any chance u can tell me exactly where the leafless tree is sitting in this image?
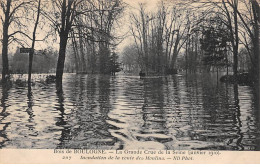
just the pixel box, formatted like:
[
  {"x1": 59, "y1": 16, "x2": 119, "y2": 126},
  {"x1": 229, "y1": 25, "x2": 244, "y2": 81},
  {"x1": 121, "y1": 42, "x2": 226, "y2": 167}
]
[{"x1": 0, "y1": 0, "x2": 32, "y2": 81}]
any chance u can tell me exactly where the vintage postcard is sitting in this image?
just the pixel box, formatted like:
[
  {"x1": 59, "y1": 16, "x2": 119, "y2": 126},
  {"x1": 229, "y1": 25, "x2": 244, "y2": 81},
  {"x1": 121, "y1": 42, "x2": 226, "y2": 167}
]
[{"x1": 0, "y1": 0, "x2": 259, "y2": 164}]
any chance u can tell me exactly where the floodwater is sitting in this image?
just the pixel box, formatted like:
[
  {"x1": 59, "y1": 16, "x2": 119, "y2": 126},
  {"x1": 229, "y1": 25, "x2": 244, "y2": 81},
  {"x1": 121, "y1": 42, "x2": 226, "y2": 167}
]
[{"x1": 0, "y1": 73, "x2": 259, "y2": 150}]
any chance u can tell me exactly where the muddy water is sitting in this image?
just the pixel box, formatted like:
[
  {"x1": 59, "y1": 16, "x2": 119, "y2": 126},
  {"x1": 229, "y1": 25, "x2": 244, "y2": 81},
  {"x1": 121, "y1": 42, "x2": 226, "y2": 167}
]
[{"x1": 0, "y1": 73, "x2": 259, "y2": 150}]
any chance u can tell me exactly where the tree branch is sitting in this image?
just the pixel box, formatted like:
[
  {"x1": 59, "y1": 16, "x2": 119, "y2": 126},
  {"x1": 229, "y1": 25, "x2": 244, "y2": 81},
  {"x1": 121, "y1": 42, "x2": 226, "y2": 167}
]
[
  {"x1": 9, "y1": 1, "x2": 33, "y2": 19},
  {"x1": 8, "y1": 31, "x2": 44, "y2": 41}
]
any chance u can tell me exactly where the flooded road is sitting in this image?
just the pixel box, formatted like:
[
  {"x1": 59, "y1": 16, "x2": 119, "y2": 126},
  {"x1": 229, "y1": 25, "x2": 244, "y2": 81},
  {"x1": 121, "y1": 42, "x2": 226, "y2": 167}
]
[{"x1": 0, "y1": 73, "x2": 259, "y2": 150}]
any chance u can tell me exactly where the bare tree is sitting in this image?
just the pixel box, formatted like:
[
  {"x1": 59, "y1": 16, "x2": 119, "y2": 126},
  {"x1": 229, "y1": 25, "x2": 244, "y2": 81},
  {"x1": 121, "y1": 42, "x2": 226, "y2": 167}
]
[
  {"x1": 28, "y1": 0, "x2": 41, "y2": 90},
  {"x1": 41, "y1": 0, "x2": 93, "y2": 85},
  {"x1": 236, "y1": 0, "x2": 259, "y2": 81},
  {"x1": 128, "y1": 1, "x2": 192, "y2": 75},
  {"x1": 0, "y1": 0, "x2": 32, "y2": 81},
  {"x1": 130, "y1": 3, "x2": 154, "y2": 74}
]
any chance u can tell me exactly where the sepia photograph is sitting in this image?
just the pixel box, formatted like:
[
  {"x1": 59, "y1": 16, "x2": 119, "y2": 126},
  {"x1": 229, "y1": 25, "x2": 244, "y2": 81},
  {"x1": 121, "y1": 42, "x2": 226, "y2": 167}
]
[{"x1": 0, "y1": 0, "x2": 259, "y2": 161}]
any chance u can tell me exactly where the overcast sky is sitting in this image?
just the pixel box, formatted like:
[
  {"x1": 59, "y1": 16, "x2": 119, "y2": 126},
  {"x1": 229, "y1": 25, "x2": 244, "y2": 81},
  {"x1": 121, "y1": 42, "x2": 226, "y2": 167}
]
[{"x1": 3, "y1": 0, "x2": 162, "y2": 54}]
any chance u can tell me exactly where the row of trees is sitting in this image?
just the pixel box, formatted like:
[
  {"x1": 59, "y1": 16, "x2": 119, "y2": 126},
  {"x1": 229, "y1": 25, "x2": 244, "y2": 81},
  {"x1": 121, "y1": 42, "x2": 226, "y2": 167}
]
[
  {"x1": 202, "y1": 0, "x2": 259, "y2": 82},
  {"x1": 0, "y1": 0, "x2": 125, "y2": 86},
  {"x1": 121, "y1": 0, "x2": 259, "y2": 82},
  {"x1": 126, "y1": 2, "x2": 191, "y2": 75},
  {"x1": 1, "y1": 0, "x2": 259, "y2": 85},
  {"x1": 69, "y1": 0, "x2": 124, "y2": 75}
]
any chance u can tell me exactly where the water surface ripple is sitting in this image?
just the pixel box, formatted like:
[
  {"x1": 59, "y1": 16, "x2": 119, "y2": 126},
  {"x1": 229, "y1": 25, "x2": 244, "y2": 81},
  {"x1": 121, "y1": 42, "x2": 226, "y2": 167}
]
[{"x1": 0, "y1": 73, "x2": 259, "y2": 150}]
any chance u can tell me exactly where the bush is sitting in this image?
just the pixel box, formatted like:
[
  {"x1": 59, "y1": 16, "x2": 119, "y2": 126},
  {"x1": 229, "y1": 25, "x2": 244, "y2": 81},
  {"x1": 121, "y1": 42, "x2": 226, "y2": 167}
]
[
  {"x1": 220, "y1": 72, "x2": 253, "y2": 85},
  {"x1": 46, "y1": 75, "x2": 56, "y2": 83}
]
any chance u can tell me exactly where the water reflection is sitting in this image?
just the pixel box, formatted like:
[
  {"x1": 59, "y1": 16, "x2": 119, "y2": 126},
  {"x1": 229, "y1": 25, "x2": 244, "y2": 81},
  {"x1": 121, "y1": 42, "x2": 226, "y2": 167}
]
[
  {"x1": 0, "y1": 84, "x2": 11, "y2": 147},
  {"x1": 252, "y1": 84, "x2": 260, "y2": 150},
  {"x1": 25, "y1": 88, "x2": 37, "y2": 143},
  {"x1": 0, "y1": 73, "x2": 259, "y2": 150}
]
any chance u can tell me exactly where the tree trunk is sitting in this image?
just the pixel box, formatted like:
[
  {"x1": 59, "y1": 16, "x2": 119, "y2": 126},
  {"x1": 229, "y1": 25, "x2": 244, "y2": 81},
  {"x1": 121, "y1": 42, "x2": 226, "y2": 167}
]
[
  {"x1": 141, "y1": 8, "x2": 148, "y2": 74},
  {"x1": 170, "y1": 35, "x2": 180, "y2": 71},
  {"x1": 78, "y1": 28, "x2": 87, "y2": 72},
  {"x1": 194, "y1": 33, "x2": 198, "y2": 73},
  {"x1": 251, "y1": 0, "x2": 260, "y2": 117},
  {"x1": 99, "y1": 42, "x2": 108, "y2": 74},
  {"x1": 2, "y1": 26, "x2": 9, "y2": 81},
  {"x1": 1, "y1": 0, "x2": 11, "y2": 81},
  {"x1": 56, "y1": 0, "x2": 72, "y2": 86},
  {"x1": 222, "y1": 0, "x2": 238, "y2": 77},
  {"x1": 56, "y1": 33, "x2": 68, "y2": 86},
  {"x1": 185, "y1": 36, "x2": 188, "y2": 74},
  {"x1": 28, "y1": 0, "x2": 41, "y2": 89},
  {"x1": 91, "y1": 41, "x2": 96, "y2": 74},
  {"x1": 252, "y1": 0, "x2": 259, "y2": 83},
  {"x1": 233, "y1": 0, "x2": 239, "y2": 77},
  {"x1": 72, "y1": 32, "x2": 79, "y2": 73}
]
